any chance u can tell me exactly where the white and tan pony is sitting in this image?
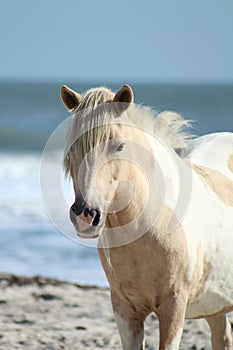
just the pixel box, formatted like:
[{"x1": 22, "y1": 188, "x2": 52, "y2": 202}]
[{"x1": 61, "y1": 84, "x2": 233, "y2": 350}]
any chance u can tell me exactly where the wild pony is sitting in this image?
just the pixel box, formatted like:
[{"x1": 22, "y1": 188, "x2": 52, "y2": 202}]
[{"x1": 61, "y1": 84, "x2": 233, "y2": 350}]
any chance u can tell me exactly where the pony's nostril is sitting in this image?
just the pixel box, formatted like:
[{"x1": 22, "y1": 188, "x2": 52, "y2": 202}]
[
  {"x1": 70, "y1": 199, "x2": 86, "y2": 216},
  {"x1": 93, "y1": 209, "x2": 101, "y2": 227},
  {"x1": 84, "y1": 207, "x2": 89, "y2": 217}
]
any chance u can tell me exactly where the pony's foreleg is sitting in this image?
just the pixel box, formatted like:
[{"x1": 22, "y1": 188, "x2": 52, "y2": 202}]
[
  {"x1": 111, "y1": 292, "x2": 146, "y2": 350},
  {"x1": 114, "y1": 312, "x2": 145, "y2": 350},
  {"x1": 206, "y1": 314, "x2": 232, "y2": 350},
  {"x1": 156, "y1": 292, "x2": 188, "y2": 350}
]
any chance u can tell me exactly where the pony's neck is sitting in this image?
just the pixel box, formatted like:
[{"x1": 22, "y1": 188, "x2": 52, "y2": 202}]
[
  {"x1": 106, "y1": 134, "x2": 191, "y2": 237},
  {"x1": 148, "y1": 135, "x2": 192, "y2": 234},
  {"x1": 148, "y1": 132, "x2": 190, "y2": 199}
]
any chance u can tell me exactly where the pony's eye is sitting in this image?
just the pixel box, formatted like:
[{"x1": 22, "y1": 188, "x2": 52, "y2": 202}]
[{"x1": 116, "y1": 143, "x2": 125, "y2": 152}]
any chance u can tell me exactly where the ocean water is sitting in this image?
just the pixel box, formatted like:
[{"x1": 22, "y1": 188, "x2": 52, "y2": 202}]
[{"x1": 0, "y1": 81, "x2": 232, "y2": 286}]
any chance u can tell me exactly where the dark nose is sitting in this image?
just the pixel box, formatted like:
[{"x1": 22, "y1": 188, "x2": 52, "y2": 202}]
[
  {"x1": 70, "y1": 201, "x2": 85, "y2": 216},
  {"x1": 70, "y1": 194, "x2": 86, "y2": 216},
  {"x1": 70, "y1": 197, "x2": 101, "y2": 231}
]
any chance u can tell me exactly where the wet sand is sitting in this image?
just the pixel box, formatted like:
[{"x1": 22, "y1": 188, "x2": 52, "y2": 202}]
[{"x1": 0, "y1": 274, "x2": 232, "y2": 349}]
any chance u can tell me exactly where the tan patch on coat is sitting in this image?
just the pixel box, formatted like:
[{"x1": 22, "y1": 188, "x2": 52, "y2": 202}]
[
  {"x1": 193, "y1": 164, "x2": 233, "y2": 206},
  {"x1": 228, "y1": 155, "x2": 233, "y2": 174}
]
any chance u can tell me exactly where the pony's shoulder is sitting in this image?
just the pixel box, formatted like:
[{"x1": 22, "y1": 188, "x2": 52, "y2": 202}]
[{"x1": 185, "y1": 132, "x2": 233, "y2": 178}]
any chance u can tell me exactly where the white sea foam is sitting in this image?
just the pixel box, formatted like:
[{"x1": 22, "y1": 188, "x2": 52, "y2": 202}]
[
  {"x1": 0, "y1": 151, "x2": 107, "y2": 286},
  {"x1": 0, "y1": 152, "x2": 48, "y2": 228}
]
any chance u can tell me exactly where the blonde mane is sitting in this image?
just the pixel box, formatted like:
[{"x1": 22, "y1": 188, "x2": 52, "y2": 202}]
[{"x1": 64, "y1": 86, "x2": 194, "y2": 175}]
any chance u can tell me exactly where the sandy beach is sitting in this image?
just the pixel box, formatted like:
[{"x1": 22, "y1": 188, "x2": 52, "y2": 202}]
[{"x1": 0, "y1": 274, "x2": 232, "y2": 349}]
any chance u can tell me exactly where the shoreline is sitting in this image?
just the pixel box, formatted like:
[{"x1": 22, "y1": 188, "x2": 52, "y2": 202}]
[
  {"x1": 0, "y1": 273, "x2": 232, "y2": 349},
  {"x1": 0, "y1": 273, "x2": 104, "y2": 290}
]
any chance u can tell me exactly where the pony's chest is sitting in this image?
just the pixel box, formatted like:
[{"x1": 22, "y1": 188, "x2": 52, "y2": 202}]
[
  {"x1": 99, "y1": 253, "x2": 158, "y2": 308},
  {"x1": 112, "y1": 272, "x2": 159, "y2": 313},
  {"x1": 98, "y1": 231, "x2": 190, "y2": 309},
  {"x1": 99, "y1": 253, "x2": 176, "y2": 313}
]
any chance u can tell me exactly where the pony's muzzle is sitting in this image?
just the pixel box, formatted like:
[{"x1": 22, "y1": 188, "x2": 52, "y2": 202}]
[{"x1": 70, "y1": 201, "x2": 101, "y2": 237}]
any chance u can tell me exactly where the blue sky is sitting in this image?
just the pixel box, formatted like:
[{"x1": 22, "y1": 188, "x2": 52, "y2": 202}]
[{"x1": 0, "y1": 0, "x2": 233, "y2": 82}]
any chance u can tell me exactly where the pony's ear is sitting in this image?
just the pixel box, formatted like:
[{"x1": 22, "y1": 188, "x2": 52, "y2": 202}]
[
  {"x1": 113, "y1": 84, "x2": 134, "y2": 104},
  {"x1": 113, "y1": 84, "x2": 134, "y2": 113},
  {"x1": 60, "y1": 85, "x2": 82, "y2": 110}
]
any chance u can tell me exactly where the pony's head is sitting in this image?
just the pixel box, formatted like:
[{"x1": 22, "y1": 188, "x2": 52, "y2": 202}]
[
  {"x1": 61, "y1": 84, "x2": 193, "y2": 243},
  {"x1": 61, "y1": 84, "x2": 143, "y2": 239}
]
